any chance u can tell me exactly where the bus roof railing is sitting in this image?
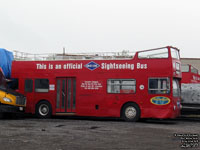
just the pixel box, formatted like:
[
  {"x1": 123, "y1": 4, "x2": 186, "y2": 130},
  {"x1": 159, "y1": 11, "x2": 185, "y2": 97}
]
[
  {"x1": 13, "y1": 46, "x2": 178, "y2": 61},
  {"x1": 13, "y1": 50, "x2": 136, "y2": 61}
]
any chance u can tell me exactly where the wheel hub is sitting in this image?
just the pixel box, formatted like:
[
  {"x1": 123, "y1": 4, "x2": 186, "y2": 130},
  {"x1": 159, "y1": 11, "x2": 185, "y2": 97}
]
[
  {"x1": 39, "y1": 104, "x2": 49, "y2": 116},
  {"x1": 125, "y1": 106, "x2": 136, "y2": 119}
]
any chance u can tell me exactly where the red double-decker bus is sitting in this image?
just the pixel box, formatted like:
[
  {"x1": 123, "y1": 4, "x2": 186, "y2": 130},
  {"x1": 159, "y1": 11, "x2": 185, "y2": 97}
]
[
  {"x1": 181, "y1": 64, "x2": 200, "y2": 111},
  {"x1": 11, "y1": 46, "x2": 181, "y2": 121},
  {"x1": 181, "y1": 64, "x2": 200, "y2": 83}
]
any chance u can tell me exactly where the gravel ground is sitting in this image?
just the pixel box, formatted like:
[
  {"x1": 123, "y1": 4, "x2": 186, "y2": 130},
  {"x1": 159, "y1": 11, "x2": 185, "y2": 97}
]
[{"x1": 0, "y1": 116, "x2": 199, "y2": 150}]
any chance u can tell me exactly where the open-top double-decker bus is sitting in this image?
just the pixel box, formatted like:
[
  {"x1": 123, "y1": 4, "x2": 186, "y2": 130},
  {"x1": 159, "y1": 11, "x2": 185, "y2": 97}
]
[{"x1": 11, "y1": 46, "x2": 181, "y2": 121}]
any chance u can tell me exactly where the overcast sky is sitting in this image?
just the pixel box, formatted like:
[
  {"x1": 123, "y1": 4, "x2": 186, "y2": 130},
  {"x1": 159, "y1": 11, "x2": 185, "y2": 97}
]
[{"x1": 0, "y1": 0, "x2": 200, "y2": 58}]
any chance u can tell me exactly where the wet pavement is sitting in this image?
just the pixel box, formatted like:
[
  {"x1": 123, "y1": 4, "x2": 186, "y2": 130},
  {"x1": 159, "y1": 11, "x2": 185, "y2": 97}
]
[{"x1": 0, "y1": 116, "x2": 199, "y2": 150}]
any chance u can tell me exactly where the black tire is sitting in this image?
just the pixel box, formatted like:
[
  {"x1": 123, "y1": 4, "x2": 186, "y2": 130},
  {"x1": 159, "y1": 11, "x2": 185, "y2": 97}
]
[
  {"x1": 121, "y1": 103, "x2": 140, "y2": 122},
  {"x1": 36, "y1": 101, "x2": 52, "y2": 119}
]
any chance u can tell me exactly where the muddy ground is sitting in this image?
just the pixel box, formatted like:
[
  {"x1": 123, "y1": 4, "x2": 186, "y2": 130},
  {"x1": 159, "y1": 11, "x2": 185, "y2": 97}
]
[{"x1": 0, "y1": 116, "x2": 199, "y2": 150}]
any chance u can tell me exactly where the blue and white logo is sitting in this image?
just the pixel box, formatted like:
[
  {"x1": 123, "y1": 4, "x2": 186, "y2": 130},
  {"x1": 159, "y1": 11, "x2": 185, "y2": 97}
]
[{"x1": 84, "y1": 61, "x2": 100, "y2": 71}]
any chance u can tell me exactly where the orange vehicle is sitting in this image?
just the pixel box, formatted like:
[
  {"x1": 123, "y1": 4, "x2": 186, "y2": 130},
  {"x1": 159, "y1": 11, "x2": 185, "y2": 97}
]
[{"x1": 0, "y1": 67, "x2": 26, "y2": 114}]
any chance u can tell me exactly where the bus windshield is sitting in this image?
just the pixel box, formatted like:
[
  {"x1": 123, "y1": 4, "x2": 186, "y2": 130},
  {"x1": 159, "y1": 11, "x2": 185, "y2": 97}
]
[{"x1": 171, "y1": 48, "x2": 180, "y2": 60}]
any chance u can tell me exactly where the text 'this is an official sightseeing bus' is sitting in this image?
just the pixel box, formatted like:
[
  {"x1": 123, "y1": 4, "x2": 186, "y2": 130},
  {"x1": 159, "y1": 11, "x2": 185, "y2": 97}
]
[{"x1": 11, "y1": 46, "x2": 181, "y2": 121}]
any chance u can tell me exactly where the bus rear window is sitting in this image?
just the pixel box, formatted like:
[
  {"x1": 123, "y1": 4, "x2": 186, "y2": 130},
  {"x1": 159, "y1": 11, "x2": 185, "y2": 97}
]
[
  {"x1": 148, "y1": 78, "x2": 170, "y2": 94},
  {"x1": 35, "y1": 79, "x2": 49, "y2": 92}
]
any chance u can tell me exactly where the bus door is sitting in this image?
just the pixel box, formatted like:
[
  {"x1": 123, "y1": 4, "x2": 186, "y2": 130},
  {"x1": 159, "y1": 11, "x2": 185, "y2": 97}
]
[{"x1": 56, "y1": 78, "x2": 76, "y2": 113}]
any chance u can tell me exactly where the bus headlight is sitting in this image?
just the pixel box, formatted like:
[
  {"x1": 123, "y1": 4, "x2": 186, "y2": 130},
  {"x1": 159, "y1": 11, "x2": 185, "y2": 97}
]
[{"x1": 3, "y1": 97, "x2": 12, "y2": 103}]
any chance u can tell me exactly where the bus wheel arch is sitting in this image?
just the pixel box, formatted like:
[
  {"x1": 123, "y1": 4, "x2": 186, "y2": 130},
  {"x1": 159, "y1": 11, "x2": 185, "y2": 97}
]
[
  {"x1": 35, "y1": 100, "x2": 52, "y2": 119},
  {"x1": 121, "y1": 102, "x2": 141, "y2": 122}
]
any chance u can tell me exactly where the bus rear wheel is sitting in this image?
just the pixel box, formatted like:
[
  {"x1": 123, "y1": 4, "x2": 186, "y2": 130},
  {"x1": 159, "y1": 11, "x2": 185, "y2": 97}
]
[
  {"x1": 36, "y1": 101, "x2": 52, "y2": 119},
  {"x1": 121, "y1": 103, "x2": 140, "y2": 122}
]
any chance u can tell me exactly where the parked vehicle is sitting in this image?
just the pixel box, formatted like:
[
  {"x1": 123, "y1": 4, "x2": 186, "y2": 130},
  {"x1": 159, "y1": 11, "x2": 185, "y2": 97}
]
[
  {"x1": 0, "y1": 67, "x2": 26, "y2": 115},
  {"x1": 11, "y1": 46, "x2": 181, "y2": 121},
  {"x1": 181, "y1": 64, "x2": 200, "y2": 112}
]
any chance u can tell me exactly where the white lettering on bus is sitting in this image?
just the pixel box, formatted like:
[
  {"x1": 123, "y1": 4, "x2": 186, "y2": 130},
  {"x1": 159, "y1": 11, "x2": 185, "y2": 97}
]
[
  {"x1": 137, "y1": 63, "x2": 147, "y2": 69},
  {"x1": 36, "y1": 63, "x2": 147, "y2": 71},
  {"x1": 36, "y1": 63, "x2": 83, "y2": 70},
  {"x1": 36, "y1": 64, "x2": 47, "y2": 69},
  {"x1": 81, "y1": 81, "x2": 103, "y2": 90},
  {"x1": 48, "y1": 64, "x2": 53, "y2": 69},
  {"x1": 63, "y1": 63, "x2": 83, "y2": 69},
  {"x1": 101, "y1": 63, "x2": 134, "y2": 70},
  {"x1": 55, "y1": 64, "x2": 62, "y2": 69}
]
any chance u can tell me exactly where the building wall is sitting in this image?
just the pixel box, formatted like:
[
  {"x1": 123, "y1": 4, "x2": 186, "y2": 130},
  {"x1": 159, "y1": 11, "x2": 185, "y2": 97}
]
[{"x1": 181, "y1": 58, "x2": 200, "y2": 71}]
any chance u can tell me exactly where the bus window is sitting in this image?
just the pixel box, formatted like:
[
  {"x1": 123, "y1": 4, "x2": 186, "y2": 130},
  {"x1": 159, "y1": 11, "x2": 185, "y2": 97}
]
[
  {"x1": 149, "y1": 78, "x2": 170, "y2": 94},
  {"x1": 138, "y1": 48, "x2": 168, "y2": 59},
  {"x1": 191, "y1": 66, "x2": 198, "y2": 74},
  {"x1": 181, "y1": 64, "x2": 189, "y2": 72},
  {"x1": 35, "y1": 79, "x2": 49, "y2": 92},
  {"x1": 171, "y1": 48, "x2": 180, "y2": 60},
  {"x1": 9, "y1": 78, "x2": 19, "y2": 90},
  {"x1": 107, "y1": 79, "x2": 136, "y2": 94},
  {"x1": 25, "y1": 79, "x2": 33, "y2": 92},
  {"x1": 173, "y1": 79, "x2": 180, "y2": 97}
]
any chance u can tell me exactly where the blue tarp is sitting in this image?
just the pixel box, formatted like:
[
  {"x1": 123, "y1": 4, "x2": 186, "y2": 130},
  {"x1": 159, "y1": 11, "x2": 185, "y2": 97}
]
[{"x1": 0, "y1": 48, "x2": 14, "y2": 78}]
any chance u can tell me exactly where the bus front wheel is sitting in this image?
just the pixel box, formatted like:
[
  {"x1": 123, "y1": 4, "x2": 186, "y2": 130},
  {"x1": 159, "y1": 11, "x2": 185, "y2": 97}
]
[
  {"x1": 36, "y1": 101, "x2": 52, "y2": 119},
  {"x1": 121, "y1": 103, "x2": 140, "y2": 122}
]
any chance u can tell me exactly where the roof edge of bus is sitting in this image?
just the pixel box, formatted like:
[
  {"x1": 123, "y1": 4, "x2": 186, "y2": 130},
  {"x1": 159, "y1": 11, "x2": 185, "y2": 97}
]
[{"x1": 137, "y1": 46, "x2": 179, "y2": 53}]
